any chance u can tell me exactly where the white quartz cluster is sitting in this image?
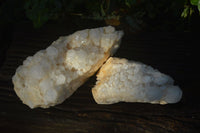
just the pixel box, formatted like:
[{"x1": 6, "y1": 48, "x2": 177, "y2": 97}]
[
  {"x1": 12, "y1": 26, "x2": 123, "y2": 108},
  {"x1": 92, "y1": 57, "x2": 182, "y2": 105}
]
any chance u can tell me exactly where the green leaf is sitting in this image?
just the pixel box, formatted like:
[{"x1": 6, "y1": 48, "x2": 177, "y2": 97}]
[
  {"x1": 100, "y1": 4, "x2": 106, "y2": 17},
  {"x1": 24, "y1": 0, "x2": 62, "y2": 28},
  {"x1": 191, "y1": 0, "x2": 199, "y2": 5},
  {"x1": 191, "y1": 0, "x2": 200, "y2": 12},
  {"x1": 198, "y1": 0, "x2": 200, "y2": 11},
  {"x1": 125, "y1": 0, "x2": 131, "y2": 8},
  {"x1": 125, "y1": 0, "x2": 136, "y2": 8},
  {"x1": 190, "y1": 7, "x2": 194, "y2": 16},
  {"x1": 181, "y1": 6, "x2": 189, "y2": 18}
]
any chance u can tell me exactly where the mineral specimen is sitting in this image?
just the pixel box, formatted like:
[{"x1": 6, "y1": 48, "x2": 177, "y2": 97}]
[
  {"x1": 12, "y1": 26, "x2": 123, "y2": 108},
  {"x1": 92, "y1": 57, "x2": 182, "y2": 104}
]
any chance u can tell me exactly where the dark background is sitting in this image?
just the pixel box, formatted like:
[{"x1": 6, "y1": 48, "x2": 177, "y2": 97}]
[{"x1": 0, "y1": 0, "x2": 200, "y2": 132}]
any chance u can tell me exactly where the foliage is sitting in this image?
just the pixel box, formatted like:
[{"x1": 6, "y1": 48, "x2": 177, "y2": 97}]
[
  {"x1": 191, "y1": 0, "x2": 200, "y2": 11},
  {"x1": 24, "y1": 0, "x2": 62, "y2": 28},
  {"x1": 22, "y1": 0, "x2": 186, "y2": 28},
  {"x1": 181, "y1": 0, "x2": 200, "y2": 18},
  {"x1": 0, "y1": 0, "x2": 199, "y2": 30}
]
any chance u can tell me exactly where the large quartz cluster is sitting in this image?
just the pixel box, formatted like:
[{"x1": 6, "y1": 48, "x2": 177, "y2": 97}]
[{"x1": 12, "y1": 26, "x2": 123, "y2": 108}]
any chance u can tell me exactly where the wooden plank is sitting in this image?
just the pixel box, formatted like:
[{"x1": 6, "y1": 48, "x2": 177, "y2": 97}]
[{"x1": 0, "y1": 21, "x2": 199, "y2": 133}]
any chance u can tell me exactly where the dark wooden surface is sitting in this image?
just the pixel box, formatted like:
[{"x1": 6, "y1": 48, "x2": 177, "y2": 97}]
[{"x1": 0, "y1": 21, "x2": 199, "y2": 133}]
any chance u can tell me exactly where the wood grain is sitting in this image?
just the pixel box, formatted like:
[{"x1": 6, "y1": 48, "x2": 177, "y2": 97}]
[{"x1": 0, "y1": 21, "x2": 199, "y2": 133}]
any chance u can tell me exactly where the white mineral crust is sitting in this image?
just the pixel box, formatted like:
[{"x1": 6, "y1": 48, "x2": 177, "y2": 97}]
[
  {"x1": 92, "y1": 57, "x2": 182, "y2": 104},
  {"x1": 12, "y1": 26, "x2": 123, "y2": 108}
]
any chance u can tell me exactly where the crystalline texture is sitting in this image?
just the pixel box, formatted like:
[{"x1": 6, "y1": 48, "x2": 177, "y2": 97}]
[
  {"x1": 12, "y1": 26, "x2": 124, "y2": 108},
  {"x1": 92, "y1": 57, "x2": 182, "y2": 105}
]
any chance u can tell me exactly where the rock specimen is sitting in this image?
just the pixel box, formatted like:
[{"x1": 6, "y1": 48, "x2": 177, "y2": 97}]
[
  {"x1": 12, "y1": 26, "x2": 124, "y2": 108},
  {"x1": 92, "y1": 57, "x2": 182, "y2": 104}
]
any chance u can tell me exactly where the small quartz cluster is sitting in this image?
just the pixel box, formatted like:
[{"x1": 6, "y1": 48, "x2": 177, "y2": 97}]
[
  {"x1": 92, "y1": 57, "x2": 182, "y2": 104},
  {"x1": 12, "y1": 26, "x2": 123, "y2": 108}
]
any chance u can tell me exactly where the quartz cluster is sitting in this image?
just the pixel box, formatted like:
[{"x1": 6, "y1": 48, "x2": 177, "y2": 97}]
[
  {"x1": 12, "y1": 26, "x2": 123, "y2": 108},
  {"x1": 92, "y1": 57, "x2": 182, "y2": 104}
]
